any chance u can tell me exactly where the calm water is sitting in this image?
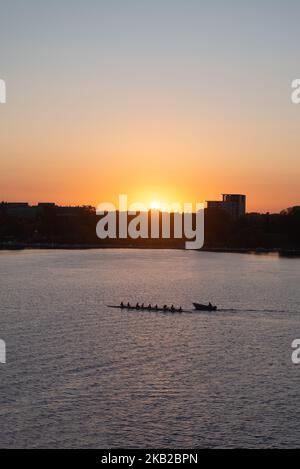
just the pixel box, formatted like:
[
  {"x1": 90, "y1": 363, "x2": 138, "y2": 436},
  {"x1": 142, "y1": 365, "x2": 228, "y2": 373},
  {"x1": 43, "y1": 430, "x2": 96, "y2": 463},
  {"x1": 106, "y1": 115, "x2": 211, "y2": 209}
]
[{"x1": 0, "y1": 249, "x2": 300, "y2": 448}]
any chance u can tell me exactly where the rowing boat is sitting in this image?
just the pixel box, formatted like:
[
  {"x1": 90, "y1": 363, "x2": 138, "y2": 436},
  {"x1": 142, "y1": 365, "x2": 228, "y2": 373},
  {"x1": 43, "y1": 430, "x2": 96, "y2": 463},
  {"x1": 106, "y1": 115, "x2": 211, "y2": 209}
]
[
  {"x1": 107, "y1": 303, "x2": 218, "y2": 313},
  {"x1": 106, "y1": 305, "x2": 184, "y2": 313},
  {"x1": 193, "y1": 302, "x2": 217, "y2": 311}
]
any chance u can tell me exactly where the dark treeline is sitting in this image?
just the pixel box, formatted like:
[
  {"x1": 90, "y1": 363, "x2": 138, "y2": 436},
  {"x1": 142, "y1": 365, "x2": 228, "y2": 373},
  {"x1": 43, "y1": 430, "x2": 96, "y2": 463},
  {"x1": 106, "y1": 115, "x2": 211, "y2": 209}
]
[
  {"x1": 1, "y1": 203, "x2": 300, "y2": 251},
  {"x1": 205, "y1": 207, "x2": 300, "y2": 250}
]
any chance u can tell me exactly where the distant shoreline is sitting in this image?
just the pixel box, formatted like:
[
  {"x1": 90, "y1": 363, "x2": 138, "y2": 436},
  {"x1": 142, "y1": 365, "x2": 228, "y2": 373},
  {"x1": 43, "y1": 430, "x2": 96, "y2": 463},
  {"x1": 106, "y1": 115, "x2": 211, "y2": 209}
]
[{"x1": 1, "y1": 242, "x2": 300, "y2": 257}]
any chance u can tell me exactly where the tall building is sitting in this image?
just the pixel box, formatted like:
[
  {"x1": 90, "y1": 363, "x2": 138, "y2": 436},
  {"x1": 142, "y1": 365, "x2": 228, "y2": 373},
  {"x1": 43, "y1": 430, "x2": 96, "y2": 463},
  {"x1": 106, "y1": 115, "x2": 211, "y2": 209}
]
[{"x1": 207, "y1": 194, "x2": 246, "y2": 219}]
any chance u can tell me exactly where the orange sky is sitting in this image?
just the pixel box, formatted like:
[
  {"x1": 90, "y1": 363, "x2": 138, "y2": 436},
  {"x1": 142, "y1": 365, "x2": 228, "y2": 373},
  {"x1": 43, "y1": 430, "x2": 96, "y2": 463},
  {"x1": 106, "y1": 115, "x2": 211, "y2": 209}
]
[{"x1": 1, "y1": 97, "x2": 299, "y2": 213}]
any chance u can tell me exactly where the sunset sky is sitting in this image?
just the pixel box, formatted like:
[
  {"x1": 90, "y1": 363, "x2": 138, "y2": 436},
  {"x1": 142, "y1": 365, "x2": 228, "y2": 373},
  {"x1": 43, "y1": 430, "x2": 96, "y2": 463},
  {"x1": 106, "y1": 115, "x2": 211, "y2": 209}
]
[{"x1": 1, "y1": 0, "x2": 300, "y2": 212}]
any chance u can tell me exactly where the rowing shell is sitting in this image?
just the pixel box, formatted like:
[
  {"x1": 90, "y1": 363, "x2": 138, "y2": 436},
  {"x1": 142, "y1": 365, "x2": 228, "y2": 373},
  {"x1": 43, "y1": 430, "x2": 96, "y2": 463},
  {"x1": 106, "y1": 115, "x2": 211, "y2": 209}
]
[{"x1": 106, "y1": 305, "x2": 189, "y2": 313}]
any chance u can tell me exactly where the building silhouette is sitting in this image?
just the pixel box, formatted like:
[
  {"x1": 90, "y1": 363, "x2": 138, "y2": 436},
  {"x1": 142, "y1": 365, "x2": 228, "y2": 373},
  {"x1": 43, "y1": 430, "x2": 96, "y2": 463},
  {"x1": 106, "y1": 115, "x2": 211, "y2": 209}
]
[{"x1": 207, "y1": 194, "x2": 246, "y2": 219}]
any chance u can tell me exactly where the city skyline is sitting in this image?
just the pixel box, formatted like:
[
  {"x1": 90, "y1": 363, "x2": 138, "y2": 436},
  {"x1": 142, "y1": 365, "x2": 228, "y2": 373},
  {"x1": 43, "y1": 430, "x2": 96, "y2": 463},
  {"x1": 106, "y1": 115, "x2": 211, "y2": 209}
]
[{"x1": 2, "y1": 192, "x2": 299, "y2": 215}]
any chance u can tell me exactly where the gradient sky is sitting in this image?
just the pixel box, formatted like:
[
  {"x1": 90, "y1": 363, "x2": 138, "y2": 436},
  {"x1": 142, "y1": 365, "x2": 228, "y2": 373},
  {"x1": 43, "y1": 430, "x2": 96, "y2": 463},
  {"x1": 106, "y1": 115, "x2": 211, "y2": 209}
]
[{"x1": 1, "y1": 0, "x2": 300, "y2": 212}]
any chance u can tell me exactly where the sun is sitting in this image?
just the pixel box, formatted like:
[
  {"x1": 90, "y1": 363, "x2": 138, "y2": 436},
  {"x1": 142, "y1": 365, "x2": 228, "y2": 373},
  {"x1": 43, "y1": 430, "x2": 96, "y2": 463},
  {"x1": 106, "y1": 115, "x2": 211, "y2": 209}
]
[{"x1": 149, "y1": 200, "x2": 161, "y2": 210}]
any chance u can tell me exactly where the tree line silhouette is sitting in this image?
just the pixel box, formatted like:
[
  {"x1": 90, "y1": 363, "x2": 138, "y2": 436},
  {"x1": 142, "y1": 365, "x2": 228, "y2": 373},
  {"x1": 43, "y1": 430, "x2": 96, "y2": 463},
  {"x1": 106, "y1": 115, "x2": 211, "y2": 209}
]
[{"x1": 1, "y1": 203, "x2": 300, "y2": 252}]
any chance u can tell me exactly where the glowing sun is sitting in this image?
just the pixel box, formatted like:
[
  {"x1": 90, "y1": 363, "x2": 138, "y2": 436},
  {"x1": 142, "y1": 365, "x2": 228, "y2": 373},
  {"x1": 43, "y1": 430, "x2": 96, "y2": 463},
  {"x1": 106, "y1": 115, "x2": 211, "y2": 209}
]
[{"x1": 149, "y1": 200, "x2": 161, "y2": 210}]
